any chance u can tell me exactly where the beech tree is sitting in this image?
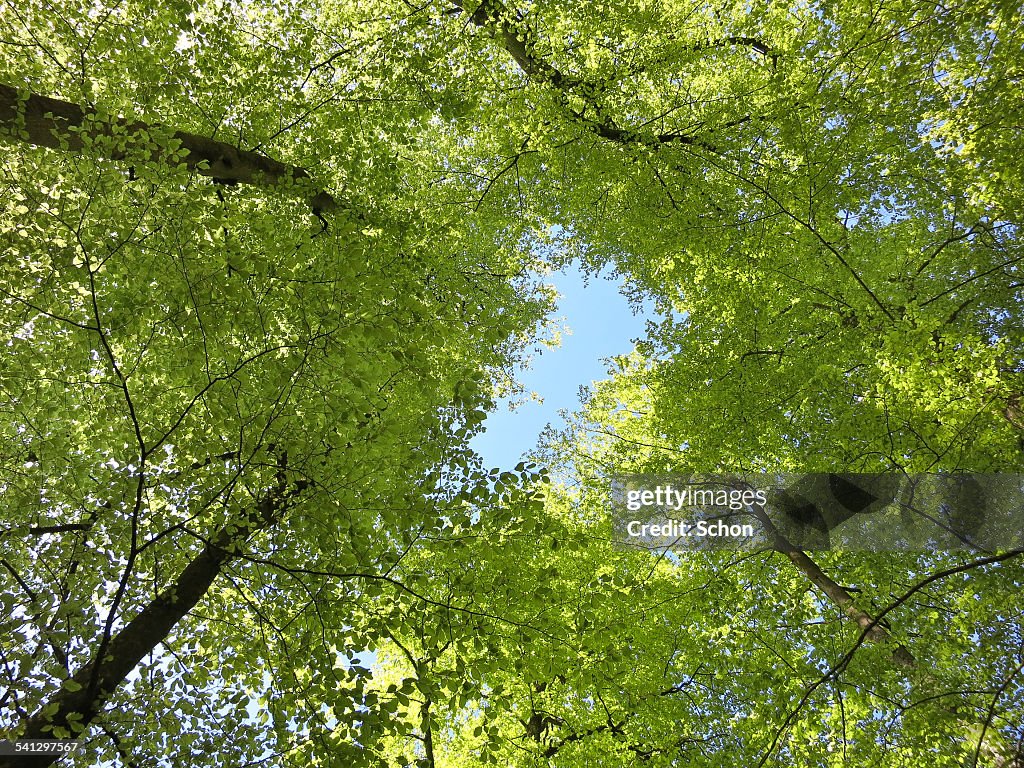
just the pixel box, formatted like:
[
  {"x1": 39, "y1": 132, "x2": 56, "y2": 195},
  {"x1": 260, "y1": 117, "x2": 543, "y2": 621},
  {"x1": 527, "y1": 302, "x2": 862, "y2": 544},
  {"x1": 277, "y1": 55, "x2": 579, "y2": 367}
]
[
  {"x1": 0, "y1": 1, "x2": 556, "y2": 764},
  {"x1": 2, "y1": 0, "x2": 1023, "y2": 766},
  {"x1": 477, "y1": 0, "x2": 1024, "y2": 764}
]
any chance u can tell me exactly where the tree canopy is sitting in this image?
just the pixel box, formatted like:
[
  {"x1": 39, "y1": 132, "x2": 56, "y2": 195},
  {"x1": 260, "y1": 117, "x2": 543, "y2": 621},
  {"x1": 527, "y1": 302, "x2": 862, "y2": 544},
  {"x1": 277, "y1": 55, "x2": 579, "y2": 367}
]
[{"x1": 1, "y1": 0, "x2": 1022, "y2": 766}]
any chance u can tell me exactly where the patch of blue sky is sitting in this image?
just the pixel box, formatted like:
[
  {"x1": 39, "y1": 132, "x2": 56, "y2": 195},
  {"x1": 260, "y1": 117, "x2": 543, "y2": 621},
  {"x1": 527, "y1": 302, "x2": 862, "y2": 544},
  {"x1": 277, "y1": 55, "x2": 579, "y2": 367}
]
[{"x1": 471, "y1": 262, "x2": 652, "y2": 471}]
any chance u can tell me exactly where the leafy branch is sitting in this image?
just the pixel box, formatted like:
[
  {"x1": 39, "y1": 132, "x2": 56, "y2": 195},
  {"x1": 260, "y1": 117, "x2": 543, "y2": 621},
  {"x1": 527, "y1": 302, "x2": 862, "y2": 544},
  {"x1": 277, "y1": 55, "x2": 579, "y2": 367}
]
[{"x1": 0, "y1": 82, "x2": 340, "y2": 214}]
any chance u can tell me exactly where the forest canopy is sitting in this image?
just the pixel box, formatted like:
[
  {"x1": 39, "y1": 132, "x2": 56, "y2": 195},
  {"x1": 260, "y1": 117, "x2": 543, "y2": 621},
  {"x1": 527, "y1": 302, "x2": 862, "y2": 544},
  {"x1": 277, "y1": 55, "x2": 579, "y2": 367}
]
[{"x1": 1, "y1": 0, "x2": 1022, "y2": 766}]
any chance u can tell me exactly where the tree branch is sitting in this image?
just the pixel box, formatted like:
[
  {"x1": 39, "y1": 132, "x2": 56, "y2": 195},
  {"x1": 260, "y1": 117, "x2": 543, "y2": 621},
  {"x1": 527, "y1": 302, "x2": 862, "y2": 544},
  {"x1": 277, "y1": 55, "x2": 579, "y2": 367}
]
[
  {"x1": 0, "y1": 83, "x2": 339, "y2": 214},
  {"x1": 450, "y1": 0, "x2": 733, "y2": 150},
  {"x1": 757, "y1": 548, "x2": 1024, "y2": 767}
]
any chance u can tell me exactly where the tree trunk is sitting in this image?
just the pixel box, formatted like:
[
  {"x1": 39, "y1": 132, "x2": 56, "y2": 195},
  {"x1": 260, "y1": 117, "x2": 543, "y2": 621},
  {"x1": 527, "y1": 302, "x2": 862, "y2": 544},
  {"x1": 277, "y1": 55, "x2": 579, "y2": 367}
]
[
  {"x1": 0, "y1": 489, "x2": 298, "y2": 768},
  {"x1": 750, "y1": 505, "x2": 917, "y2": 668}
]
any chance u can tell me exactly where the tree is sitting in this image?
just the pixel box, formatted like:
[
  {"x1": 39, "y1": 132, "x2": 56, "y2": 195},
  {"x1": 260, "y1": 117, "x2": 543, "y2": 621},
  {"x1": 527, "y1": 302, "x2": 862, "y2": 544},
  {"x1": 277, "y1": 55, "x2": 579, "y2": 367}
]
[
  {"x1": 412, "y1": 0, "x2": 1024, "y2": 763},
  {"x1": 0, "y1": 1, "x2": 553, "y2": 763},
  {"x1": 479, "y1": 0, "x2": 1024, "y2": 763},
  {"x1": 3, "y1": 0, "x2": 1023, "y2": 766}
]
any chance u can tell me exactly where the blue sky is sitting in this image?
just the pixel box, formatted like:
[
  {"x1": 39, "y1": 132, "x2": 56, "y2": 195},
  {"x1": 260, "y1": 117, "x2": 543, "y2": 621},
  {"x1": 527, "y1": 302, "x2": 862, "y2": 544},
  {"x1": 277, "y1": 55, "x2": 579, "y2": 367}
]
[{"x1": 470, "y1": 265, "x2": 651, "y2": 470}]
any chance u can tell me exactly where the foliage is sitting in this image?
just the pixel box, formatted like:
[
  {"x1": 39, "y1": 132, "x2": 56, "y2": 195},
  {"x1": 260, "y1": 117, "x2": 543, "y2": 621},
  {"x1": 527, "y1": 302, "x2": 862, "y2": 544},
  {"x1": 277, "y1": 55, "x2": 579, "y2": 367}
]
[{"x1": 1, "y1": 0, "x2": 1023, "y2": 766}]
